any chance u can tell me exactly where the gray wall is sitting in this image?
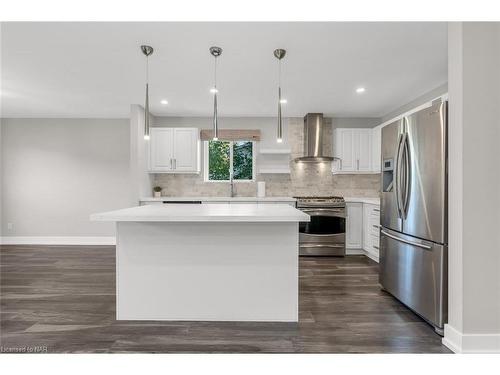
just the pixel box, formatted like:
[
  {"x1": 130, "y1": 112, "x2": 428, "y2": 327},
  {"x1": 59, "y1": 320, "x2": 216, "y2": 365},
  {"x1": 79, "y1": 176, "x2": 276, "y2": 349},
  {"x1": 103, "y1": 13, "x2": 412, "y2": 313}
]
[
  {"x1": 447, "y1": 22, "x2": 500, "y2": 341},
  {"x1": 332, "y1": 117, "x2": 380, "y2": 129},
  {"x1": 0, "y1": 119, "x2": 3, "y2": 236},
  {"x1": 381, "y1": 83, "x2": 448, "y2": 123},
  {"x1": 1, "y1": 119, "x2": 131, "y2": 237}
]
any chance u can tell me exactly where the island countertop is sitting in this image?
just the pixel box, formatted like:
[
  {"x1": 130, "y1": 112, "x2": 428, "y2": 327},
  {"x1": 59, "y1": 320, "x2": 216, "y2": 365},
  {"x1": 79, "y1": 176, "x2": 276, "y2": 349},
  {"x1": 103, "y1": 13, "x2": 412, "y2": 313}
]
[
  {"x1": 139, "y1": 196, "x2": 296, "y2": 203},
  {"x1": 91, "y1": 203, "x2": 310, "y2": 223}
]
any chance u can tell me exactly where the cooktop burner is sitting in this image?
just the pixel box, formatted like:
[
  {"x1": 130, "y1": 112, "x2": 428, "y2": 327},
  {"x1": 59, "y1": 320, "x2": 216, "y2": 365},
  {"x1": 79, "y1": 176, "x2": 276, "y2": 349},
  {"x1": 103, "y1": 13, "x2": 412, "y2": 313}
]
[{"x1": 294, "y1": 196, "x2": 345, "y2": 203}]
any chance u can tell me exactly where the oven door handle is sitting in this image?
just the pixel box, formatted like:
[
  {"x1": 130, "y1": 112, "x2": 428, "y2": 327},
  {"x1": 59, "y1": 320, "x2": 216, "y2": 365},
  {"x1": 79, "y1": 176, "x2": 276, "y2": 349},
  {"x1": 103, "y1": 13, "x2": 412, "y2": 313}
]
[
  {"x1": 299, "y1": 243, "x2": 345, "y2": 248},
  {"x1": 300, "y1": 208, "x2": 346, "y2": 218}
]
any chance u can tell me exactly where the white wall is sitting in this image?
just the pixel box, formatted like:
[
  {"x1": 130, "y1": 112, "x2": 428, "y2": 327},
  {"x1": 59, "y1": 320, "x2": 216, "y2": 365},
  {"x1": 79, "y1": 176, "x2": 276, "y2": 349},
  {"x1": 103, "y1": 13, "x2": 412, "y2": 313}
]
[
  {"x1": 1, "y1": 118, "x2": 132, "y2": 239},
  {"x1": 444, "y1": 22, "x2": 500, "y2": 353}
]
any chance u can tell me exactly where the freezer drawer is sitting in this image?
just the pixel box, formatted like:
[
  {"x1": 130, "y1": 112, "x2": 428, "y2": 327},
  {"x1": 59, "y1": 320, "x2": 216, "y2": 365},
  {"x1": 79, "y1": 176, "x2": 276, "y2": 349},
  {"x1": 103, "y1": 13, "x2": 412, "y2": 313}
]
[{"x1": 379, "y1": 227, "x2": 447, "y2": 329}]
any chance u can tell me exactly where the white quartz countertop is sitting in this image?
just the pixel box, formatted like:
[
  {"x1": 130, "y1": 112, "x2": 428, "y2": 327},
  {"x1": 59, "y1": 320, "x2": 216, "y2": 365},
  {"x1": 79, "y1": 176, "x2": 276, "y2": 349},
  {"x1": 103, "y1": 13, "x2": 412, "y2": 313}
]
[
  {"x1": 344, "y1": 197, "x2": 380, "y2": 205},
  {"x1": 140, "y1": 196, "x2": 296, "y2": 202},
  {"x1": 91, "y1": 203, "x2": 310, "y2": 223}
]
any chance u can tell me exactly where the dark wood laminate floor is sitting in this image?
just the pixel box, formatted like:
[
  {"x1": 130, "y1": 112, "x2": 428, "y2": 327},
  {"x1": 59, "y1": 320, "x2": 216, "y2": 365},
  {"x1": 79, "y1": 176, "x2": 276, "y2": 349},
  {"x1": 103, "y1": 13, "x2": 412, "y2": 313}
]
[{"x1": 0, "y1": 245, "x2": 450, "y2": 353}]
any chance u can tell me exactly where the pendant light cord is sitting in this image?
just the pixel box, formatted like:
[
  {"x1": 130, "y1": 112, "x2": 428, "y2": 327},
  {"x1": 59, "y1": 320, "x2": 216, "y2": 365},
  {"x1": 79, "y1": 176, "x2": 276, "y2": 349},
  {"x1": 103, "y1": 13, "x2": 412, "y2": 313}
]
[
  {"x1": 278, "y1": 58, "x2": 281, "y2": 88},
  {"x1": 214, "y1": 55, "x2": 218, "y2": 89}
]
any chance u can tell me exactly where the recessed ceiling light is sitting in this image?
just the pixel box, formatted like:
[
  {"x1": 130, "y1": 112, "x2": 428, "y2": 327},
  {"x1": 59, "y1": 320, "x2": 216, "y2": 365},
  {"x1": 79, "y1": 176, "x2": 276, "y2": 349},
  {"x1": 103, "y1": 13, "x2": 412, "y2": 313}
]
[
  {"x1": 160, "y1": 99, "x2": 168, "y2": 105},
  {"x1": 356, "y1": 87, "x2": 366, "y2": 94},
  {"x1": 280, "y1": 99, "x2": 287, "y2": 104},
  {"x1": 210, "y1": 88, "x2": 218, "y2": 94}
]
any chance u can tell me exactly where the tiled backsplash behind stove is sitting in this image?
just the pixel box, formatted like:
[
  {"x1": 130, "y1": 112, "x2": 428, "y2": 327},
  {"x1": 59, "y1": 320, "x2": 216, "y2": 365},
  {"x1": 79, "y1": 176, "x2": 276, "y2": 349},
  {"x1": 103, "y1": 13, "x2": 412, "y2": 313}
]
[{"x1": 153, "y1": 117, "x2": 381, "y2": 198}]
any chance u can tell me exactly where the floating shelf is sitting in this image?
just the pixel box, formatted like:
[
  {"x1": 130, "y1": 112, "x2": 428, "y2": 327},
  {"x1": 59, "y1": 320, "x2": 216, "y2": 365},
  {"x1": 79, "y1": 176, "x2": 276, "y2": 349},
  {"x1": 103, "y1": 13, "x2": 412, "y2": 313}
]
[
  {"x1": 258, "y1": 168, "x2": 291, "y2": 174},
  {"x1": 259, "y1": 148, "x2": 292, "y2": 155}
]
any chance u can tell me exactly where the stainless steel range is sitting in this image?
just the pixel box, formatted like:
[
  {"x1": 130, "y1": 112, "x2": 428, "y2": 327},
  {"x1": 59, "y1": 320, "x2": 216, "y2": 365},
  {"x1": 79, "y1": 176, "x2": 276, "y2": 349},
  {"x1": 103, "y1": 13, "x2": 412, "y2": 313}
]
[{"x1": 294, "y1": 196, "x2": 346, "y2": 256}]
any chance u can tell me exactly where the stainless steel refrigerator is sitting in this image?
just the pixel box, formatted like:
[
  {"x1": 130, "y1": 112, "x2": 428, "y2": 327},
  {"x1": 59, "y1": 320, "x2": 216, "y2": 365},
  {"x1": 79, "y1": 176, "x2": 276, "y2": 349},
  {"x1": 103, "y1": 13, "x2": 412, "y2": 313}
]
[{"x1": 379, "y1": 99, "x2": 448, "y2": 335}]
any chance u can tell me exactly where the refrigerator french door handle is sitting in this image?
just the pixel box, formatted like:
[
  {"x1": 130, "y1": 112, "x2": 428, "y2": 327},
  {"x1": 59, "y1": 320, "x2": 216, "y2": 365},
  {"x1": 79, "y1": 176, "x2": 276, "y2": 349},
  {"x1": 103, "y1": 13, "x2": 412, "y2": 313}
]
[
  {"x1": 380, "y1": 229, "x2": 432, "y2": 250},
  {"x1": 395, "y1": 132, "x2": 405, "y2": 218},
  {"x1": 402, "y1": 133, "x2": 411, "y2": 218}
]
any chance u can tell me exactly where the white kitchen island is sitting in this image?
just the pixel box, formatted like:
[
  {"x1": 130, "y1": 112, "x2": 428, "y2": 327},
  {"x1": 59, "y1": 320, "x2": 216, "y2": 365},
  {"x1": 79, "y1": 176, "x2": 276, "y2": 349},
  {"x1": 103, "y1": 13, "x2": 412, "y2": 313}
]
[{"x1": 91, "y1": 204, "x2": 309, "y2": 322}]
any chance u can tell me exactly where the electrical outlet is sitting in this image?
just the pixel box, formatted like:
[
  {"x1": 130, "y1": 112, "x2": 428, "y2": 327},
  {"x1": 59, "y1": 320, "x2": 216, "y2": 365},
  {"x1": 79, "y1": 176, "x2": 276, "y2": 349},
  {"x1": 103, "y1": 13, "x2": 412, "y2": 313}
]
[{"x1": 7, "y1": 223, "x2": 13, "y2": 230}]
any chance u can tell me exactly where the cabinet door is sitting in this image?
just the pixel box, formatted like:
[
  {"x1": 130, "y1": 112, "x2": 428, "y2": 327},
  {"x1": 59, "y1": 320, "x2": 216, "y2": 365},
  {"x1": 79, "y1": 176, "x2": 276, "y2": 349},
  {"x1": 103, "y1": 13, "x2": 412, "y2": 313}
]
[
  {"x1": 346, "y1": 202, "x2": 363, "y2": 249},
  {"x1": 338, "y1": 129, "x2": 355, "y2": 171},
  {"x1": 173, "y1": 128, "x2": 199, "y2": 172},
  {"x1": 150, "y1": 128, "x2": 174, "y2": 171},
  {"x1": 354, "y1": 129, "x2": 372, "y2": 171},
  {"x1": 362, "y1": 204, "x2": 372, "y2": 250},
  {"x1": 371, "y1": 125, "x2": 382, "y2": 173}
]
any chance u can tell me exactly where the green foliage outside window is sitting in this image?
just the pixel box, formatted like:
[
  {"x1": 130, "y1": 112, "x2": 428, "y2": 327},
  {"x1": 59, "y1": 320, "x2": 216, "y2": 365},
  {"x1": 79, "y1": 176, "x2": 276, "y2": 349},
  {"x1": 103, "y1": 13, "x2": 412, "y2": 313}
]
[
  {"x1": 207, "y1": 140, "x2": 253, "y2": 181},
  {"x1": 233, "y1": 141, "x2": 253, "y2": 180},
  {"x1": 208, "y1": 140, "x2": 230, "y2": 180}
]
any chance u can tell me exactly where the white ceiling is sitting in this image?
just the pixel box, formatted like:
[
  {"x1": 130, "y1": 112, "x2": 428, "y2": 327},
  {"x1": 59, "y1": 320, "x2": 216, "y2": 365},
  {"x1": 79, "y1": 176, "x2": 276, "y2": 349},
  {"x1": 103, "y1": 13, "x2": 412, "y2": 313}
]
[{"x1": 1, "y1": 22, "x2": 447, "y2": 118}]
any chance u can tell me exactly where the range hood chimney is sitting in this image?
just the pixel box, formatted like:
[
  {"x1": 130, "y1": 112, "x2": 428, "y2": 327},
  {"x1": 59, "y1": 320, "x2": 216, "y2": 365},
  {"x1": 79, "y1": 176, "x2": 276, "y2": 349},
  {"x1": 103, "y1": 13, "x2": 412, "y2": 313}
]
[{"x1": 295, "y1": 113, "x2": 335, "y2": 163}]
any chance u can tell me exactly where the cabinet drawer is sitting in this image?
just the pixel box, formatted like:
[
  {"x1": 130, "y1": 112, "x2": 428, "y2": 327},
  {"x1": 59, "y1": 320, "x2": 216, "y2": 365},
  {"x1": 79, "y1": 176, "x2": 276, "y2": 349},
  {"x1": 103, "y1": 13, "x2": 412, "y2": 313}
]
[
  {"x1": 367, "y1": 234, "x2": 380, "y2": 260},
  {"x1": 369, "y1": 217, "x2": 380, "y2": 236},
  {"x1": 370, "y1": 233, "x2": 380, "y2": 251}
]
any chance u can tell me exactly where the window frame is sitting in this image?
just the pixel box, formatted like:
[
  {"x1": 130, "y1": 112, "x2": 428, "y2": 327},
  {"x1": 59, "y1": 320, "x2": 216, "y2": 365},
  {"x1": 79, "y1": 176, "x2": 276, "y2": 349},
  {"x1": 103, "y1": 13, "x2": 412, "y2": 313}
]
[{"x1": 203, "y1": 140, "x2": 256, "y2": 183}]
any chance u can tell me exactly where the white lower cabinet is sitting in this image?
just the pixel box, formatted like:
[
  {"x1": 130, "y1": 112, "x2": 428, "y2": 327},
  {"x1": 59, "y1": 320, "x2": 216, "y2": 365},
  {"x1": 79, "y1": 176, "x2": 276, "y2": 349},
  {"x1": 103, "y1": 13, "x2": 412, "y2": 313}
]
[
  {"x1": 346, "y1": 202, "x2": 363, "y2": 249},
  {"x1": 346, "y1": 201, "x2": 380, "y2": 262},
  {"x1": 362, "y1": 203, "x2": 380, "y2": 261}
]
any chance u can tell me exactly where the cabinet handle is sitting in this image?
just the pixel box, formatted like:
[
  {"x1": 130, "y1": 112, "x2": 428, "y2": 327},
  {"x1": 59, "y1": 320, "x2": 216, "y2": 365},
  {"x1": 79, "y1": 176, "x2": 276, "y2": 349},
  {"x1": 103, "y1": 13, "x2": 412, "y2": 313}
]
[
  {"x1": 373, "y1": 245, "x2": 379, "y2": 250},
  {"x1": 372, "y1": 224, "x2": 379, "y2": 228},
  {"x1": 339, "y1": 159, "x2": 343, "y2": 170},
  {"x1": 170, "y1": 158, "x2": 173, "y2": 169},
  {"x1": 357, "y1": 159, "x2": 360, "y2": 170}
]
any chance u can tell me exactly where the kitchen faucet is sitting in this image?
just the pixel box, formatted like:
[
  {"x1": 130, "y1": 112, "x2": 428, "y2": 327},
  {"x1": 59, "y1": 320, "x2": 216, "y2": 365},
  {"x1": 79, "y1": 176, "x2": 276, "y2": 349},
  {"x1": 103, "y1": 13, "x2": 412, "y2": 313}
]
[{"x1": 230, "y1": 173, "x2": 235, "y2": 197}]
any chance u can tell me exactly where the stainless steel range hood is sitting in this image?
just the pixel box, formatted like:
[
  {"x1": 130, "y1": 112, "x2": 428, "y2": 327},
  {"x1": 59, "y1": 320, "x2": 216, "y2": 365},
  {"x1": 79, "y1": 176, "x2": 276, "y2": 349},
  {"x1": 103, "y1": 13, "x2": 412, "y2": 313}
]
[{"x1": 295, "y1": 113, "x2": 335, "y2": 163}]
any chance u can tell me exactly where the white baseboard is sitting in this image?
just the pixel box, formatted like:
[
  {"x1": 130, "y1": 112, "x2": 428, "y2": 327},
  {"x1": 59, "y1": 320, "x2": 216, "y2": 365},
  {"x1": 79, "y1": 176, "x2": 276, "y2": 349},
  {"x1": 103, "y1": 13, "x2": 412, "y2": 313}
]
[
  {"x1": 364, "y1": 250, "x2": 379, "y2": 263},
  {"x1": 346, "y1": 248, "x2": 379, "y2": 263},
  {"x1": 346, "y1": 248, "x2": 365, "y2": 255},
  {"x1": 0, "y1": 236, "x2": 116, "y2": 246},
  {"x1": 443, "y1": 324, "x2": 500, "y2": 353}
]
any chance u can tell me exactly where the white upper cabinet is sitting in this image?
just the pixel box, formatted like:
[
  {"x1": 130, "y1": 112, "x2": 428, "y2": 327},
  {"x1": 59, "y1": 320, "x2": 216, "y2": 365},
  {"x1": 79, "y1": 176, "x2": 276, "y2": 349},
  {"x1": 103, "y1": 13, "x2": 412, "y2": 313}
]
[
  {"x1": 149, "y1": 127, "x2": 200, "y2": 173},
  {"x1": 335, "y1": 129, "x2": 355, "y2": 171},
  {"x1": 356, "y1": 129, "x2": 372, "y2": 171},
  {"x1": 150, "y1": 128, "x2": 175, "y2": 171},
  {"x1": 172, "y1": 128, "x2": 199, "y2": 172},
  {"x1": 333, "y1": 128, "x2": 372, "y2": 173}
]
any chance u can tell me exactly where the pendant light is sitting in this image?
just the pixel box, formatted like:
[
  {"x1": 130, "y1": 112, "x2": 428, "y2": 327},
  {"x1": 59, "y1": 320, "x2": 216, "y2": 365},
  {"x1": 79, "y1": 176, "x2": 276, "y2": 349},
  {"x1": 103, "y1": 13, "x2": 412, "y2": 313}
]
[
  {"x1": 274, "y1": 49, "x2": 286, "y2": 143},
  {"x1": 141, "y1": 45, "x2": 154, "y2": 140},
  {"x1": 209, "y1": 46, "x2": 222, "y2": 141}
]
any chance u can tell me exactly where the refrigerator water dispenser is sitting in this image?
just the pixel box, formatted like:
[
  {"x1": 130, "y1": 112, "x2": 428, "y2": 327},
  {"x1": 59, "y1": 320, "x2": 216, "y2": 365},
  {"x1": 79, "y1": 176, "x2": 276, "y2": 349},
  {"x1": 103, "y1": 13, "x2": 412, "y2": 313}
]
[{"x1": 382, "y1": 158, "x2": 394, "y2": 192}]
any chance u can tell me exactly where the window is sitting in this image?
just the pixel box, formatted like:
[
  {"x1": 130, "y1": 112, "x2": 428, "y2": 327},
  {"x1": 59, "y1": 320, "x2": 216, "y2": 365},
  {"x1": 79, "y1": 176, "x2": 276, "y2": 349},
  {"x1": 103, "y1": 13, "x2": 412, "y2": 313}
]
[{"x1": 205, "y1": 140, "x2": 254, "y2": 181}]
